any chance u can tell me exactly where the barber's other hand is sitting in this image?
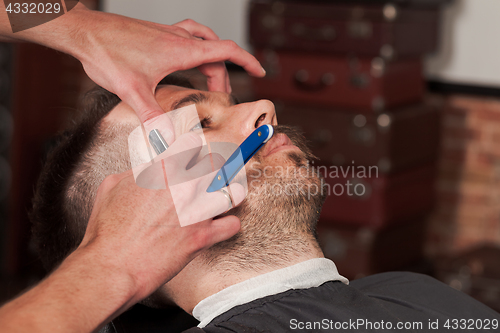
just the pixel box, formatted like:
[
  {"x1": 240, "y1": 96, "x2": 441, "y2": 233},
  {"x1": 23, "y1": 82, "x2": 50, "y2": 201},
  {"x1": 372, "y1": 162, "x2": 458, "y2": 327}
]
[
  {"x1": 1, "y1": 4, "x2": 265, "y2": 126},
  {"x1": 67, "y1": 7, "x2": 265, "y2": 125},
  {"x1": 135, "y1": 132, "x2": 246, "y2": 225},
  {"x1": 78, "y1": 134, "x2": 244, "y2": 301}
]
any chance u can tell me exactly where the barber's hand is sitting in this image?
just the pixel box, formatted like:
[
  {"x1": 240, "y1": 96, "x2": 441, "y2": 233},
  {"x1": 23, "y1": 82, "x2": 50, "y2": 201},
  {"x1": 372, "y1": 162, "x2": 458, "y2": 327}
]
[
  {"x1": 1, "y1": 4, "x2": 265, "y2": 125},
  {"x1": 69, "y1": 7, "x2": 265, "y2": 125},
  {"x1": 78, "y1": 132, "x2": 245, "y2": 301},
  {"x1": 0, "y1": 132, "x2": 245, "y2": 333},
  {"x1": 136, "y1": 131, "x2": 246, "y2": 225}
]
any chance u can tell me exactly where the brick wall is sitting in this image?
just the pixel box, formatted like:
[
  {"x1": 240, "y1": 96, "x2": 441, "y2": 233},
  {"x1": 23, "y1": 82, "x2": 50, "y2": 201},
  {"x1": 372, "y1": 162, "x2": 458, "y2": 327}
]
[{"x1": 426, "y1": 95, "x2": 500, "y2": 257}]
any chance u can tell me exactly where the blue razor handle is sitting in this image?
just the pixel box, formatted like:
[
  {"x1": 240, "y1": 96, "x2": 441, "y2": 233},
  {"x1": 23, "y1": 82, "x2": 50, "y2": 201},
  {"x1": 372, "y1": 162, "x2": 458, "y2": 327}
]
[{"x1": 207, "y1": 124, "x2": 274, "y2": 193}]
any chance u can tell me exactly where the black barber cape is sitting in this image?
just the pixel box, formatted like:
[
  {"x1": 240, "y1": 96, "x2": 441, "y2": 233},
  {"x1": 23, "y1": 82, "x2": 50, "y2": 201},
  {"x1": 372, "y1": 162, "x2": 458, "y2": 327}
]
[
  {"x1": 100, "y1": 304, "x2": 198, "y2": 333},
  {"x1": 184, "y1": 272, "x2": 500, "y2": 333}
]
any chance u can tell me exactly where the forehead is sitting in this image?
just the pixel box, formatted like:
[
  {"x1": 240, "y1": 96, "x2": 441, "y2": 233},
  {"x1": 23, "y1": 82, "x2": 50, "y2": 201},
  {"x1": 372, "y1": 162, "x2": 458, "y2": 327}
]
[{"x1": 104, "y1": 85, "x2": 227, "y2": 124}]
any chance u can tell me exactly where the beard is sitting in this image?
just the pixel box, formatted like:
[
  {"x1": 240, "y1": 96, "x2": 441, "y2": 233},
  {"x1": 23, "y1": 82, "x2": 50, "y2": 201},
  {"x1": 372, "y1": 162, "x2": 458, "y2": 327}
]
[{"x1": 201, "y1": 125, "x2": 327, "y2": 273}]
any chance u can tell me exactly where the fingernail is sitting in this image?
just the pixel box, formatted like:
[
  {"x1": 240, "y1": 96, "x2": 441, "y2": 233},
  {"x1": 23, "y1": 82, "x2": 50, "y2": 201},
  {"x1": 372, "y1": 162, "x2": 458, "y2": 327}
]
[{"x1": 261, "y1": 66, "x2": 266, "y2": 76}]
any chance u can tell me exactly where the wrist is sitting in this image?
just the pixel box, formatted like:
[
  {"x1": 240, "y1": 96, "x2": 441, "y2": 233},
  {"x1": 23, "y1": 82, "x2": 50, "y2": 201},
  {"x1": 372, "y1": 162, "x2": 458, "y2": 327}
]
[
  {"x1": 52, "y1": 3, "x2": 93, "y2": 59},
  {"x1": 75, "y1": 238, "x2": 167, "y2": 304},
  {"x1": 62, "y1": 242, "x2": 142, "y2": 309},
  {"x1": 6, "y1": 3, "x2": 92, "y2": 58},
  {"x1": 0, "y1": 242, "x2": 142, "y2": 332}
]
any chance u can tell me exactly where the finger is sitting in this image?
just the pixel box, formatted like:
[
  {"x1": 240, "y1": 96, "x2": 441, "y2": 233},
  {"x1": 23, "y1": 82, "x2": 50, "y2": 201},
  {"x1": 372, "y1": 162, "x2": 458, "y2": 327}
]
[
  {"x1": 199, "y1": 215, "x2": 241, "y2": 248},
  {"x1": 148, "y1": 20, "x2": 193, "y2": 39},
  {"x1": 205, "y1": 182, "x2": 246, "y2": 217},
  {"x1": 168, "y1": 25, "x2": 193, "y2": 39},
  {"x1": 123, "y1": 85, "x2": 165, "y2": 124},
  {"x1": 144, "y1": 113, "x2": 176, "y2": 148},
  {"x1": 193, "y1": 40, "x2": 266, "y2": 78},
  {"x1": 226, "y1": 72, "x2": 232, "y2": 94},
  {"x1": 122, "y1": 85, "x2": 177, "y2": 147},
  {"x1": 170, "y1": 172, "x2": 246, "y2": 226},
  {"x1": 198, "y1": 62, "x2": 229, "y2": 93},
  {"x1": 188, "y1": 153, "x2": 225, "y2": 179},
  {"x1": 173, "y1": 19, "x2": 220, "y2": 41},
  {"x1": 226, "y1": 182, "x2": 246, "y2": 207},
  {"x1": 184, "y1": 215, "x2": 240, "y2": 253}
]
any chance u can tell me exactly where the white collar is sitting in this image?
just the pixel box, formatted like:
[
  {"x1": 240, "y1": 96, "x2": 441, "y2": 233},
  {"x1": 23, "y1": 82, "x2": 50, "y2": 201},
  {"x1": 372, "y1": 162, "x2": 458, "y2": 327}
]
[{"x1": 192, "y1": 258, "x2": 349, "y2": 328}]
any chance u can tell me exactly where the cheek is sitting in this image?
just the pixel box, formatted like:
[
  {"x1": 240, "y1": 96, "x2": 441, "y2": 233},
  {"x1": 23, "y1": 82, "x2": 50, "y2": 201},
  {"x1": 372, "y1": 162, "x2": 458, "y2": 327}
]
[{"x1": 204, "y1": 130, "x2": 240, "y2": 147}]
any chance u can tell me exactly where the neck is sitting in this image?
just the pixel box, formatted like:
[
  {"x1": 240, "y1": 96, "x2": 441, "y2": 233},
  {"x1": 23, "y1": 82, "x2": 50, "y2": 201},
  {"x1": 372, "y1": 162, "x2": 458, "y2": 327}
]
[{"x1": 164, "y1": 241, "x2": 324, "y2": 314}]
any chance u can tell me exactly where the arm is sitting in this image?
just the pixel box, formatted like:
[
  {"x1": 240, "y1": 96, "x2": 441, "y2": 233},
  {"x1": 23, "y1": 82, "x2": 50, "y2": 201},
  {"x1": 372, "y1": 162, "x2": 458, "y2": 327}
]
[
  {"x1": 0, "y1": 133, "x2": 244, "y2": 332},
  {"x1": 0, "y1": 2, "x2": 265, "y2": 124},
  {"x1": 0, "y1": 245, "x2": 137, "y2": 333}
]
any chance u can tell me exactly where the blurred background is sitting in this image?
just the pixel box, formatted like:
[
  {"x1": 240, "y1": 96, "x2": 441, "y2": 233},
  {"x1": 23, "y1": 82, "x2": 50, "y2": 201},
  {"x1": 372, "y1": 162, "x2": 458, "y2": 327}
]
[{"x1": 0, "y1": 0, "x2": 499, "y2": 314}]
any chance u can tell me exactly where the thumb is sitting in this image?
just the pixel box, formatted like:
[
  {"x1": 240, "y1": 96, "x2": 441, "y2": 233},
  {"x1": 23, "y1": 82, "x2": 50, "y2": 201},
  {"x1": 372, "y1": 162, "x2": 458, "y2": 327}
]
[
  {"x1": 124, "y1": 86, "x2": 165, "y2": 124},
  {"x1": 124, "y1": 88, "x2": 175, "y2": 146},
  {"x1": 201, "y1": 215, "x2": 241, "y2": 249}
]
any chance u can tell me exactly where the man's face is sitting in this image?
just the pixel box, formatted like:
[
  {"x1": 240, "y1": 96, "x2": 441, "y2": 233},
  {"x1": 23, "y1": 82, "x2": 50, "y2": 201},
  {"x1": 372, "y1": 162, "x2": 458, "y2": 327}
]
[
  {"x1": 105, "y1": 82, "x2": 324, "y2": 241},
  {"x1": 106, "y1": 84, "x2": 314, "y2": 180},
  {"x1": 105, "y1": 84, "x2": 325, "y2": 307}
]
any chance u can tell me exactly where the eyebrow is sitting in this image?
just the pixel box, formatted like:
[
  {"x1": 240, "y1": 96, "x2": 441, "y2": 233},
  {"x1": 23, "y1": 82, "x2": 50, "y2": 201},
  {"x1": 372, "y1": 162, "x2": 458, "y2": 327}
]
[{"x1": 171, "y1": 92, "x2": 239, "y2": 111}]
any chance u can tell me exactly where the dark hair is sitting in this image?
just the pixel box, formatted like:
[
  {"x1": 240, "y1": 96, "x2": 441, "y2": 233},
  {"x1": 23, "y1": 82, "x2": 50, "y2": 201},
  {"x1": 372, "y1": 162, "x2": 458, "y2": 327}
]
[{"x1": 30, "y1": 75, "x2": 194, "y2": 273}]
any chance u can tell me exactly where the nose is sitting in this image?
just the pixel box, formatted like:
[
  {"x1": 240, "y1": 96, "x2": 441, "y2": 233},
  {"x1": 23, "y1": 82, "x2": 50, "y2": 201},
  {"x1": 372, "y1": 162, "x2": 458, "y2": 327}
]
[{"x1": 237, "y1": 99, "x2": 277, "y2": 136}]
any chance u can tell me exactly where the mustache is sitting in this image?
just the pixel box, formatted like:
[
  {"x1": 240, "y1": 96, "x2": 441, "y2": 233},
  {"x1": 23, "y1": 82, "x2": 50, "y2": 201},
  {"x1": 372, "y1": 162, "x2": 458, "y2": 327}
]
[{"x1": 254, "y1": 124, "x2": 316, "y2": 161}]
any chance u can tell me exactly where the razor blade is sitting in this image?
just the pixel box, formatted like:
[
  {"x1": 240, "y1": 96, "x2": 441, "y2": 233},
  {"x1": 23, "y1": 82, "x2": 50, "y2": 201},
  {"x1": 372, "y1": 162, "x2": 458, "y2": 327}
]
[{"x1": 149, "y1": 129, "x2": 169, "y2": 155}]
